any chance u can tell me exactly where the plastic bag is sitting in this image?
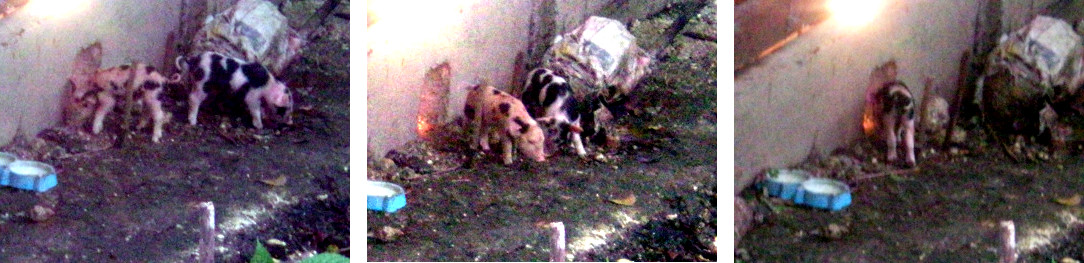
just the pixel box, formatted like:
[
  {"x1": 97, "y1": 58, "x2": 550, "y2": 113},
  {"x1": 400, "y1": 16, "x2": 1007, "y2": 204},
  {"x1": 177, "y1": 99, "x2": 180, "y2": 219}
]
[
  {"x1": 190, "y1": 0, "x2": 304, "y2": 75},
  {"x1": 543, "y1": 16, "x2": 653, "y2": 101}
]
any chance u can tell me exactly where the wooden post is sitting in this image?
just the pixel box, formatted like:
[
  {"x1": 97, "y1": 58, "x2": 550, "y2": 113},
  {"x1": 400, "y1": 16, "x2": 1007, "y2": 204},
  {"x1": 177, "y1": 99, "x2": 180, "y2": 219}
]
[
  {"x1": 199, "y1": 202, "x2": 215, "y2": 263},
  {"x1": 118, "y1": 61, "x2": 139, "y2": 147},
  {"x1": 549, "y1": 222, "x2": 566, "y2": 262},
  {"x1": 999, "y1": 221, "x2": 1017, "y2": 263}
]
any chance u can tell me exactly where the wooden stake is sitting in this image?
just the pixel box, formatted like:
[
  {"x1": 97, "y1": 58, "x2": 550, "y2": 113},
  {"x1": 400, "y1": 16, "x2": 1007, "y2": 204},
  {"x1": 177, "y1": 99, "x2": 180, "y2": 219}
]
[
  {"x1": 999, "y1": 220, "x2": 1017, "y2": 263},
  {"x1": 119, "y1": 61, "x2": 139, "y2": 148},
  {"x1": 199, "y1": 202, "x2": 215, "y2": 263},
  {"x1": 549, "y1": 222, "x2": 566, "y2": 262}
]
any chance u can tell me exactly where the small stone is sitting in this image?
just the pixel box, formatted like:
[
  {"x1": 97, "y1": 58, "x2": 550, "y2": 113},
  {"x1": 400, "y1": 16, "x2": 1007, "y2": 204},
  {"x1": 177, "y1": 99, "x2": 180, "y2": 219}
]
[
  {"x1": 316, "y1": 194, "x2": 329, "y2": 201},
  {"x1": 950, "y1": 129, "x2": 967, "y2": 144},
  {"x1": 376, "y1": 158, "x2": 396, "y2": 171},
  {"x1": 30, "y1": 205, "x2": 54, "y2": 222},
  {"x1": 266, "y1": 238, "x2": 287, "y2": 247}
]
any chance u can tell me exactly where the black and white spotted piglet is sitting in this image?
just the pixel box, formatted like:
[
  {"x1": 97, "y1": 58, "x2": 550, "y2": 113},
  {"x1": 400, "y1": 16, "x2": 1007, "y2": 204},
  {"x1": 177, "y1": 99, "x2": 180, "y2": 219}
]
[
  {"x1": 521, "y1": 68, "x2": 587, "y2": 157},
  {"x1": 175, "y1": 51, "x2": 294, "y2": 129},
  {"x1": 878, "y1": 80, "x2": 916, "y2": 167}
]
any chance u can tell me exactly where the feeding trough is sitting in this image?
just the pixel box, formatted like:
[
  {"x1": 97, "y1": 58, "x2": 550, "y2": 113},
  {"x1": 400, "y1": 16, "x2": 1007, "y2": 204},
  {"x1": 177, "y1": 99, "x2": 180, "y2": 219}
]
[
  {"x1": 793, "y1": 178, "x2": 852, "y2": 211},
  {"x1": 762, "y1": 169, "x2": 811, "y2": 200},
  {"x1": 0, "y1": 152, "x2": 16, "y2": 186},
  {"x1": 7, "y1": 160, "x2": 58, "y2": 192},
  {"x1": 367, "y1": 181, "x2": 406, "y2": 213}
]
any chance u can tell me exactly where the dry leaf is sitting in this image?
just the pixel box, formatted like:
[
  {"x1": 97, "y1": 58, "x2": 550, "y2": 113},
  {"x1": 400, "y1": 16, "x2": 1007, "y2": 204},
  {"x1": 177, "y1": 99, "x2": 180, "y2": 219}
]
[
  {"x1": 1055, "y1": 194, "x2": 1082, "y2": 206},
  {"x1": 609, "y1": 194, "x2": 636, "y2": 206},
  {"x1": 259, "y1": 175, "x2": 287, "y2": 186}
]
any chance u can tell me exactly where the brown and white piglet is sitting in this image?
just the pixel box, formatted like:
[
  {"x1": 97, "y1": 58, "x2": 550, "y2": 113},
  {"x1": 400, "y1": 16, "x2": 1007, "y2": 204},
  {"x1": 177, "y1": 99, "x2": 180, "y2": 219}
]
[
  {"x1": 464, "y1": 84, "x2": 547, "y2": 165},
  {"x1": 871, "y1": 61, "x2": 916, "y2": 167},
  {"x1": 67, "y1": 63, "x2": 175, "y2": 143}
]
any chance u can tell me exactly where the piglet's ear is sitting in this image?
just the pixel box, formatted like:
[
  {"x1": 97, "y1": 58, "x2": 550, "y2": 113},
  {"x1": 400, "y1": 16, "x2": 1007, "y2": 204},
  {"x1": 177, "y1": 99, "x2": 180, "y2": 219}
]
[
  {"x1": 536, "y1": 117, "x2": 554, "y2": 127},
  {"x1": 569, "y1": 124, "x2": 584, "y2": 133}
]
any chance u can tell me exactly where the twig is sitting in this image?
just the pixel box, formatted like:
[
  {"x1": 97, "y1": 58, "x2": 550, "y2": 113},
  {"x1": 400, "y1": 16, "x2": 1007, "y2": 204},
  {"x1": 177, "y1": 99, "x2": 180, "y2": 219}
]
[
  {"x1": 198, "y1": 202, "x2": 215, "y2": 263},
  {"x1": 119, "y1": 61, "x2": 140, "y2": 148},
  {"x1": 853, "y1": 168, "x2": 919, "y2": 181},
  {"x1": 549, "y1": 222, "x2": 566, "y2": 262},
  {"x1": 1000, "y1": 221, "x2": 1017, "y2": 263},
  {"x1": 216, "y1": 129, "x2": 239, "y2": 145},
  {"x1": 943, "y1": 51, "x2": 972, "y2": 150},
  {"x1": 681, "y1": 31, "x2": 716, "y2": 42},
  {"x1": 57, "y1": 145, "x2": 114, "y2": 160}
]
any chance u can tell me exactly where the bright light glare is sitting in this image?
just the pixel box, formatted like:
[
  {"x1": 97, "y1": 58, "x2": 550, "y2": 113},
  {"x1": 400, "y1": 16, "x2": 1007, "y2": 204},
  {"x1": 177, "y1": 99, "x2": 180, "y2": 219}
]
[
  {"x1": 827, "y1": 0, "x2": 884, "y2": 27},
  {"x1": 368, "y1": 0, "x2": 469, "y2": 31},
  {"x1": 367, "y1": 0, "x2": 473, "y2": 51},
  {"x1": 24, "y1": 0, "x2": 90, "y2": 18}
]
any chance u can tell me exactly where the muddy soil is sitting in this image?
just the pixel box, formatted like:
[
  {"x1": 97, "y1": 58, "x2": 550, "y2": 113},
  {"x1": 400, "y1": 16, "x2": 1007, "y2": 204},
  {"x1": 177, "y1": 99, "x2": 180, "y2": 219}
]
[
  {"x1": 0, "y1": 6, "x2": 349, "y2": 263},
  {"x1": 737, "y1": 128, "x2": 1084, "y2": 262},
  {"x1": 366, "y1": 3, "x2": 717, "y2": 261}
]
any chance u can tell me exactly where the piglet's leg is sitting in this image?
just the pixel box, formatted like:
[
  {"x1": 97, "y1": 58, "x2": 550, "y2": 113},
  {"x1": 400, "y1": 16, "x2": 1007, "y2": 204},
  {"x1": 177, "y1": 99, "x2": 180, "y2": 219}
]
[
  {"x1": 501, "y1": 134, "x2": 514, "y2": 165},
  {"x1": 144, "y1": 90, "x2": 166, "y2": 143},
  {"x1": 571, "y1": 132, "x2": 586, "y2": 157},
  {"x1": 91, "y1": 94, "x2": 116, "y2": 135},
  {"x1": 883, "y1": 114, "x2": 898, "y2": 163},
  {"x1": 903, "y1": 118, "x2": 916, "y2": 167},
  {"x1": 479, "y1": 128, "x2": 492, "y2": 151},
  {"x1": 245, "y1": 91, "x2": 264, "y2": 129},
  {"x1": 187, "y1": 86, "x2": 207, "y2": 126}
]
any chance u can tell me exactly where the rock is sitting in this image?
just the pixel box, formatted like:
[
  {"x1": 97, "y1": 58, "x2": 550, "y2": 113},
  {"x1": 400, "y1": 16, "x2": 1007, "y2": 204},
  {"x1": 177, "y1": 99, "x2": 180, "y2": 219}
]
[
  {"x1": 370, "y1": 226, "x2": 403, "y2": 242},
  {"x1": 922, "y1": 96, "x2": 950, "y2": 133},
  {"x1": 950, "y1": 129, "x2": 967, "y2": 144},
  {"x1": 375, "y1": 158, "x2": 396, "y2": 171},
  {"x1": 266, "y1": 238, "x2": 287, "y2": 247},
  {"x1": 386, "y1": 150, "x2": 434, "y2": 174},
  {"x1": 735, "y1": 198, "x2": 754, "y2": 243},
  {"x1": 30, "y1": 205, "x2": 54, "y2": 222}
]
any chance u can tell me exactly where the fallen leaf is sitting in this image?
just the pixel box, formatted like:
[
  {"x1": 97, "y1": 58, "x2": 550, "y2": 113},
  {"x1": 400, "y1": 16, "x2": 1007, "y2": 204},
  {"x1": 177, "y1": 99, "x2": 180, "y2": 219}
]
[
  {"x1": 259, "y1": 175, "x2": 287, "y2": 186},
  {"x1": 377, "y1": 226, "x2": 403, "y2": 241},
  {"x1": 266, "y1": 238, "x2": 287, "y2": 247},
  {"x1": 1055, "y1": 194, "x2": 1082, "y2": 206},
  {"x1": 610, "y1": 194, "x2": 636, "y2": 206}
]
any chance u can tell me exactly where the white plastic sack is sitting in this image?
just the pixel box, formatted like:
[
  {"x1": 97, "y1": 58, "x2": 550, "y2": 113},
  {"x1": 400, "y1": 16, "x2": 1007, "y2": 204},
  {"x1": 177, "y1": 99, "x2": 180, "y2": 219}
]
[
  {"x1": 997, "y1": 15, "x2": 1082, "y2": 87},
  {"x1": 192, "y1": 0, "x2": 304, "y2": 75},
  {"x1": 544, "y1": 16, "x2": 652, "y2": 98}
]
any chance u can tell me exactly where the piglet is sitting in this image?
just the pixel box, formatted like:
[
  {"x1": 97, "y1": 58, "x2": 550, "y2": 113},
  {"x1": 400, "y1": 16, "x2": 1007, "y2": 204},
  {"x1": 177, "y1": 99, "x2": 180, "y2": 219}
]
[
  {"x1": 67, "y1": 63, "x2": 175, "y2": 143},
  {"x1": 872, "y1": 61, "x2": 916, "y2": 167},
  {"x1": 175, "y1": 51, "x2": 294, "y2": 130},
  {"x1": 464, "y1": 84, "x2": 547, "y2": 165},
  {"x1": 521, "y1": 68, "x2": 586, "y2": 157}
]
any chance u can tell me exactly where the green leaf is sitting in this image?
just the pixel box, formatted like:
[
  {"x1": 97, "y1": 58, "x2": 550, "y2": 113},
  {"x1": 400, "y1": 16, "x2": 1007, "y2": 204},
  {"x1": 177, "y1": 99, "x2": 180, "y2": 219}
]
[
  {"x1": 300, "y1": 252, "x2": 350, "y2": 263},
  {"x1": 250, "y1": 240, "x2": 274, "y2": 263}
]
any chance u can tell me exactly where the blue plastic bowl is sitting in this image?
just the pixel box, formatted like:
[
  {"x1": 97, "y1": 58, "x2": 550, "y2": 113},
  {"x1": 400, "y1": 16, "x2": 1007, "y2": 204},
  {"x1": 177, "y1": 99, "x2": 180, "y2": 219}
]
[
  {"x1": 793, "y1": 178, "x2": 852, "y2": 211},
  {"x1": 7, "y1": 160, "x2": 57, "y2": 192},
  {"x1": 763, "y1": 169, "x2": 811, "y2": 201},
  {"x1": 0, "y1": 152, "x2": 16, "y2": 186},
  {"x1": 367, "y1": 181, "x2": 406, "y2": 213}
]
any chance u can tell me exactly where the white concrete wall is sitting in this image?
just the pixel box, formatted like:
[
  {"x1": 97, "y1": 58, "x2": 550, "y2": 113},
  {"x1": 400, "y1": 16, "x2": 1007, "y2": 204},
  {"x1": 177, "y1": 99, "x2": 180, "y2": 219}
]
[
  {"x1": 366, "y1": 0, "x2": 609, "y2": 155},
  {"x1": 735, "y1": 0, "x2": 980, "y2": 189},
  {"x1": 0, "y1": 0, "x2": 181, "y2": 144}
]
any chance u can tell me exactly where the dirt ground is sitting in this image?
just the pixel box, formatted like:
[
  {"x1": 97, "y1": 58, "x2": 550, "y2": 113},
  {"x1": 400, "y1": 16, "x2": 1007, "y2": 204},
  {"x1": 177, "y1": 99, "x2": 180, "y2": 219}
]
[
  {"x1": 0, "y1": 5, "x2": 349, "y2": 263},
  {"x1": 366, "y1": 2, "x2": 718, "y2": 261},
  {"x1": 737, "y1": 126, "x2": 1084, "y2": 262}
]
